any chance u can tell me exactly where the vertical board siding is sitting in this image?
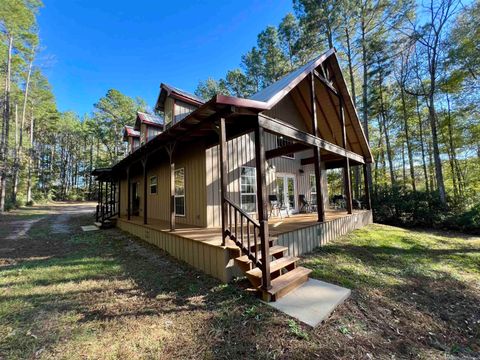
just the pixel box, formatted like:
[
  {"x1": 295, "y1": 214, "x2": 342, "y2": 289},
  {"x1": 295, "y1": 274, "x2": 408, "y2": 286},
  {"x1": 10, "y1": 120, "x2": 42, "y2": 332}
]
[
  {"x1": 206, "y1": 131, "x2": 329, "y2": 227},
  {"x1": 118, "y1": 142, "x2": 207, "y2": 227},
  {"x1": 276, "y1": 210, "x2": 373, "y2": 257}
]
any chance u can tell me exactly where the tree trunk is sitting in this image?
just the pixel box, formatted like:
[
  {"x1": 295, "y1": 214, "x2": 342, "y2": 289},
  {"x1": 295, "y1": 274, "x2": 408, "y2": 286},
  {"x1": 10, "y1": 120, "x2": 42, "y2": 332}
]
[
  {"x1": 12, "y1": 104, "x2": 19, "y2": 204},
  {"x1": 26, "y1": 115, "x2": 34, "y2": 203},
  {"x1": 427, "y1": 94, "x2": 446, "y2": 204},
  {"x1": 400, "y1": 88, "x2": 416, "y2": 191},
  {"x1": 0, "y1": 35, "x2": 13, "y2": 212},
  {"x1": 416, "y1": 97, "x2": 429, "y2": 192},
  {"x1": 378, "y1": 76, "x2": 396, "y2": 185},
  {"x1": 360, "y1": 17, "x2": 373, "y2": 197}
]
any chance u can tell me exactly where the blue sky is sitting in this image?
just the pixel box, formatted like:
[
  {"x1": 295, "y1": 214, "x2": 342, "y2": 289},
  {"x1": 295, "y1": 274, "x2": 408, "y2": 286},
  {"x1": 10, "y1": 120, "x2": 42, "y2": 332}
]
[{"x1": 37, "y1": 0, "x2": 294, "y2": 116}]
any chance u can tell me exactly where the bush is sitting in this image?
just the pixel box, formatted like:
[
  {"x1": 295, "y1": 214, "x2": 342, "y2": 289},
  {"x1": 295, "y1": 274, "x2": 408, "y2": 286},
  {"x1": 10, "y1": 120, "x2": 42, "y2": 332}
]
[{"x1": 372, "y1": 186, "x2": 480, "y2": 234}]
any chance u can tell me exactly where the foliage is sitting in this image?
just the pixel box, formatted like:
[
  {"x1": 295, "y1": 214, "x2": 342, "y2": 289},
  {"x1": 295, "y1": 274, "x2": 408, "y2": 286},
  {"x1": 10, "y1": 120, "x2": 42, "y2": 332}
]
[{"x1": 372, "y1": 185, "x2": 480, "y2": 234}]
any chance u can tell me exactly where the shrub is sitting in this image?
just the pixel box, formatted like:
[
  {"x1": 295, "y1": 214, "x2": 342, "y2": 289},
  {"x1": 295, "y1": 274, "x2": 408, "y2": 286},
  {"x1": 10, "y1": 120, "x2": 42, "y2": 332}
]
[{"x1": 372, "y1": 186, "x2": 480, "y2": 234}]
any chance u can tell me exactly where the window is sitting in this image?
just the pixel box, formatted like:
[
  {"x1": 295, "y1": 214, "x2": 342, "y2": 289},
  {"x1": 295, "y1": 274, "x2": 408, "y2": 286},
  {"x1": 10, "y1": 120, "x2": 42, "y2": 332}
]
[
  {"x1": 276, "y1": 136, "x2": 295, "y2": 159},
  {"x1": 310, "y1": 174, "x2": 317, "y2": 198},
  {"x1": 132, "y1": 138, "x2": 140, "y2": 152},
  {"x1": 174, "y1": 168, "x2": 185, "y2": 216},
  {"x1": 240, "y1": 167, "x2": 256, "y2": 212},
  {"x1": 147, "y1": 127, "x2": 160, "y2": 141},
  {"x1": 150, "y1": 176, "x2": 157, "y2": 194}
]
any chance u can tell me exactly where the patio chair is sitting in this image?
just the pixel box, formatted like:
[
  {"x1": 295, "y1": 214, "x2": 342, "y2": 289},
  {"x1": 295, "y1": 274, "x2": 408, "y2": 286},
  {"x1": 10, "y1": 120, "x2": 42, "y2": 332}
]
[
  {"x1": 299, "y1": 194, "x2": 310, "y2": 213},
  {"x1": 269, "y1": 194, "x2": 283, "y2": 219}
]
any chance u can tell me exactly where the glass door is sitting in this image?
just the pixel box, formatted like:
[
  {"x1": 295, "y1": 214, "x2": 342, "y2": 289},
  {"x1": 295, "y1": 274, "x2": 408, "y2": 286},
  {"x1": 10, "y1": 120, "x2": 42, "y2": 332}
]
[{"x1": 276, "y1": 174, "x2": 297, "y2": 213}]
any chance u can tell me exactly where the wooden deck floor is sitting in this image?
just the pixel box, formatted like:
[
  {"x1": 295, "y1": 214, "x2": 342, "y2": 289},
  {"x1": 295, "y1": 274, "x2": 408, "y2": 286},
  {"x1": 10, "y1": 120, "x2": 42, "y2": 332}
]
[{"x1": 119, "y1": 210, "x2": 365, "y2": 247}]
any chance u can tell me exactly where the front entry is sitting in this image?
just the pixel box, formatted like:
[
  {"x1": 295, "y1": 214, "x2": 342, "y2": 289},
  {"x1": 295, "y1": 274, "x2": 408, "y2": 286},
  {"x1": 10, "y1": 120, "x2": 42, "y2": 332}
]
[{"x1": 276, "y1": 174, "x2": 297, "y2": 213}]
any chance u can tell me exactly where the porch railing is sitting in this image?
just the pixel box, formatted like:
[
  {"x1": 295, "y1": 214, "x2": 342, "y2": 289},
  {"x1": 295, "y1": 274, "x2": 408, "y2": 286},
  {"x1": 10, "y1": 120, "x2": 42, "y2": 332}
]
[{"x1": 224, "y1": 197, "x2": 270, "y2": 288}]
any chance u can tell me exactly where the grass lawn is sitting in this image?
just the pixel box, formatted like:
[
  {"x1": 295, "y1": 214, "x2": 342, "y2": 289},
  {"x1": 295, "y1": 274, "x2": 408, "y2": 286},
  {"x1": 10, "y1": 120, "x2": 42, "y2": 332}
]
[{"x1": 0, "y1": 204, "x2": 479, "y2": 359}]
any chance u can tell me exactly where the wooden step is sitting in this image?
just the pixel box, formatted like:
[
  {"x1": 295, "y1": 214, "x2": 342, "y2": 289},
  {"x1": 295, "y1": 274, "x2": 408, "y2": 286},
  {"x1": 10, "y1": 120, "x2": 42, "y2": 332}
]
[
  {"x1": 263, "y1": 266, "x2": 312, "y2": 302},
  {"x1": 248, "y1": 237, "x2": 277, "y2": 252},
  {"x1": 234, "y1": 245, "x2": 288, "y2": 272},
  {"x1": 246, "y1": 256, "x2": 299, "y2": 288}
]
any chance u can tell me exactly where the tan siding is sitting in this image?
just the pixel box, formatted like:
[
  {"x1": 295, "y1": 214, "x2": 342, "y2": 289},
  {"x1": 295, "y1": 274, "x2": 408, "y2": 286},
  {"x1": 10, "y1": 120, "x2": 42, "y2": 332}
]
[
  {"x1": 118, "y1": 141, "x2": 207, "y2": 227},
  {"x1": 174, "y1": 100, "x2": 197, "y2": 123},
  {"x1": 205, "y1": 131, "x2": 329, "y2": 227}
]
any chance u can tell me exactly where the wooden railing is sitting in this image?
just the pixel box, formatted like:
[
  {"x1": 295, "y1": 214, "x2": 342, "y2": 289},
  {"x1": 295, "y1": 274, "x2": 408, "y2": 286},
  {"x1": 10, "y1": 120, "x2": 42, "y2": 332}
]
[{"x1": 223, "y1": 197, "x2": 270, "y2": 288}]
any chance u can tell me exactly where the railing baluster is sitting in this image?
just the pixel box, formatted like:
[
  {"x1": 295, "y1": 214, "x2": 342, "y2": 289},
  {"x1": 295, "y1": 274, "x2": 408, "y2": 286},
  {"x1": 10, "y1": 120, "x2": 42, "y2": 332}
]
[
  {"x1": 234, "y1": 210, "x2": 237, "y2": 240},
  {"x1": 240, "y1": 215, "x2": 244, "y2": 247},
  {"x1": 247, "y1": 221, "x2": 250, "y2": 258}
]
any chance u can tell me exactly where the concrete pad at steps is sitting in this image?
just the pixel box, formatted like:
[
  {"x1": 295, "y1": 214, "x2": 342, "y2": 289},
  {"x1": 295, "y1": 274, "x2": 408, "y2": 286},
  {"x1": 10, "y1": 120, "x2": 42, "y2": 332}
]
[
  {"x1": 267, "y1": 278, "x2": 351, "y2": 327},
  {"x1": 81, "y1": 225, "x2": 99, "y2": 232}
]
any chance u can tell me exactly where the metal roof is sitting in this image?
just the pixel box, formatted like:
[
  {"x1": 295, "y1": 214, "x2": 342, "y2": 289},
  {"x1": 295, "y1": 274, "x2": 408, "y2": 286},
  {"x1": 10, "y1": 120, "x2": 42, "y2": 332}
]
[
  {"x1": 137, "y1": 111, "x2": 164, "y2": 126},
  {"x1": 123, "y1": 125, "x2": 140, "y2": 140},
  {"x1": 249, "y1": 49, "x2": 335, "y2": 107},
  {"x1": 155, "y1": 83, "x2": 205, "y2": 112}
]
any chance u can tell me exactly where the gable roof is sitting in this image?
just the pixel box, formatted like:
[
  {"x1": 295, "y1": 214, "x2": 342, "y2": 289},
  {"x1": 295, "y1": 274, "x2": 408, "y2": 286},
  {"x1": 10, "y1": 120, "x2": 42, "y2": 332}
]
[
  {"x1": 249, "y1": 49, "x2": 335, "y2": 106},
  {"x1": 155, "y1": 83, "x2": 204, "y2": 112},
  {"x1": 247, "y1": 48, "x2": 372, "y2": 162},
  {"x1": 123, "y1": 125, "x2": 140, "y2": 141},
  {"x1": 134, "y1": 111, "x2": 164, "y2": 130}
]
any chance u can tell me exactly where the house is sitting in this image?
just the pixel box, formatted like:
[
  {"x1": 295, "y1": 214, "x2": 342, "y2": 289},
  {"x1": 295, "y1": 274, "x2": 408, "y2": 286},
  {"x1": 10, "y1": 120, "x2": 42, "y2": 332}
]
[{"x1": 93, "y1": 49, "x2": 373, "y2": 301}]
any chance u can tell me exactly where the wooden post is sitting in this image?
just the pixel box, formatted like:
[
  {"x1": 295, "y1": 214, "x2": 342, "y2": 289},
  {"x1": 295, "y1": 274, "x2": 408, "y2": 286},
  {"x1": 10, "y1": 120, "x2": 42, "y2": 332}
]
[
  {"x1": 100, "y1": 181, "x2": 104, "y2": 221},
  {"x1": 117, "y1": 178, "x2": 121, "y2": 218},
  {"x1": 340, "y1": 97, "x2": 353, "y2": 214},
  {"x1": 142, "y1": 156, "x2": 148, "y2": 225},
  {"x1": 363, "y1": 163, "x2": 372, "y2": 210},
  {"x1": 310, "y1": 72, "x2": 325, "y2": 222},
  {"x1": 219, "y1": 117, "x2": 228, "y2": 246},
  {"x1": 96, "y1": 180, "x2": 100, "y2": 222},
  {"x1": 254, "y1": 121, "x2": 271, "y2": 291},
  {"x1": 127, "y1": 166, "x2": 131, "y2": 220},
  {"x1": 167, "y1": 144, "x2": 176, "y2": 231}
]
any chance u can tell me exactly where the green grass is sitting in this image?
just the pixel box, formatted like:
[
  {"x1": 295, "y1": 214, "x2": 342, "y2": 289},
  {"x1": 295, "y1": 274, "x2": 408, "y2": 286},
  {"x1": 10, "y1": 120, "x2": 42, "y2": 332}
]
[{"x1": 1, "y1": 205, "x2": 479, "y2": 359}]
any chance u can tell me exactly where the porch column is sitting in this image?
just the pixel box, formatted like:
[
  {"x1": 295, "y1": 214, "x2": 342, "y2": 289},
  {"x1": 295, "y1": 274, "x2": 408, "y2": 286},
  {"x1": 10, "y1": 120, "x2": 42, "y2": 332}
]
[
  {"x1": 310, "y1": 72, "x2": 325, "y2": 222},
  {"x1": 340, "y1": 97, "x2": 353, "y2": 214},
  {"x1": 142, "y1": 156, "x2": 148, "y2": 225},
  {"x1": 127, "y1": 166, "x2": 131, "y2": 220},
  {"x1": 254, "y1": 120, "x2": 271, "y2": 291},
  {"x1": 117, "y1": 179, "x2": 121, "y2": 218},
  {"x1": 166, "y1": 144, "x2": 175, "y2": 231},
  {"x1": 100, "y1": 181, "x2": 104, "y2": 220},
  {"x1": 219, "y1": 117, "x2": 228, "y2": 246},
  {"x1": 363, "y1": 163, "x2": 372, "y2": 210}
]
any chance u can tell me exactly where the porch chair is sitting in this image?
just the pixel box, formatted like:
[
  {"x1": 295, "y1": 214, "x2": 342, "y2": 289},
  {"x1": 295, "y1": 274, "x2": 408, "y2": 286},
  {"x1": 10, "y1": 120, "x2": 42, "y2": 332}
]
[
  {"x1": 299, "y1": 194, "x2": 310, "y2": 213},
  {"x1": 269, "y1": 195, "x2": 283, "y2": 219}
]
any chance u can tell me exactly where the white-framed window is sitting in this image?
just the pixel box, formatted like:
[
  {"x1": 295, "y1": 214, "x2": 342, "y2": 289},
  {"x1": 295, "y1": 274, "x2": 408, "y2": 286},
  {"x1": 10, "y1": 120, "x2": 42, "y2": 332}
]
[
  {"x1": 240, "y1": 166, "x2": 256, "y2": 213},
  {"x1": 150, "y1": 176, "x2": 157, "y2": 194},
  {"x1": 276, "y1": 136, "x2": 295, "y2": 159},
  {"x1": 174, "y1": 168, "x2": 185, "y2": 216},
  {"x1": 310, "y1": 174, "x2": 317, "y2": 198}
]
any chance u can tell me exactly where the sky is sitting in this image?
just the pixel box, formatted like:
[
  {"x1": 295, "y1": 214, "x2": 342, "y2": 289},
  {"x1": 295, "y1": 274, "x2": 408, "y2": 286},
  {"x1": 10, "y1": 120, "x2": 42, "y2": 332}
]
[{"x1": 37, "y1": 0, "x2": 294, "y2": 116}]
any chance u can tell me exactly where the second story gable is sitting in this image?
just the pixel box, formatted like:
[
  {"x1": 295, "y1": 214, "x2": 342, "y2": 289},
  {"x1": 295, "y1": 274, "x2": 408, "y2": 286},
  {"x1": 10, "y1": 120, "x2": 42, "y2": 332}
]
[
  {"x1": 154, "y1": 84, "x2": 204, "y2": 128},
  {"x1": 123, "y1": 126, "x2": 140, "y2": 154},
  {"x1": 134, "y1": 111, "x2": 164, "y2": 145}
]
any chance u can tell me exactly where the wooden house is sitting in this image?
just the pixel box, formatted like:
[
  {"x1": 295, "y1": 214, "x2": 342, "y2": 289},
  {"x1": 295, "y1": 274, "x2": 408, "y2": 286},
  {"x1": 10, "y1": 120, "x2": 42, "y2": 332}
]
[{"x1": 93, "y1": 49, "x2": 373, "y2": 301}]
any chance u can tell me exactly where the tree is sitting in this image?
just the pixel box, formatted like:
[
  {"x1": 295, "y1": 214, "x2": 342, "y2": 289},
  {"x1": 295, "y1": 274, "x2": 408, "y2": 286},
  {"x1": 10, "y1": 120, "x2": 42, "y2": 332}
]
[
  {"x1": 409, "y1": 0, "x2": 461, "y2": 205},
  {"x1": 93, "y1": 89, "x2": 146, "y2": 163},
  {"x1": 0, "y1": 0, "x2": 42, "y2": 211}
]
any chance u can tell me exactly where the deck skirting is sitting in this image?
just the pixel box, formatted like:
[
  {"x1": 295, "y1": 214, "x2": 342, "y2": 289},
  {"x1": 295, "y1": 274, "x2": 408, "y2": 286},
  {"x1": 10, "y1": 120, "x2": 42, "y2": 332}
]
[
  {"x1": 116, "y1": 210, "x2": 373, "y2": 282},
  {"x1": 276, "y1": 210, "x2": 373, "y2": 257},
  {"x1": 117, "y1": 219, "x2": 237, "y2": 282}
]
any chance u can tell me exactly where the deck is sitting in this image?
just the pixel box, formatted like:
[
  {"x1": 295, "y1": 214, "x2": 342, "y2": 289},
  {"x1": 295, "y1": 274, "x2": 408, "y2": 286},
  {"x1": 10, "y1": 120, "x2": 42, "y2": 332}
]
[
  {"x1": 118, "y1": 210, "x2": 366, "y2": 246},
  {"x1": 116, "y1": 209, "x2": 373, "y2": 282}
]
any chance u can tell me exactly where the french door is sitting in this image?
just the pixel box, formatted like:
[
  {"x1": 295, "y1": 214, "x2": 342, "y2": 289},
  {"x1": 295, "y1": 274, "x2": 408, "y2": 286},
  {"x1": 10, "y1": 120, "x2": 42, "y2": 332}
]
[{"x1": 276, "y1": 174, "x2": 297, "y2": 213}]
